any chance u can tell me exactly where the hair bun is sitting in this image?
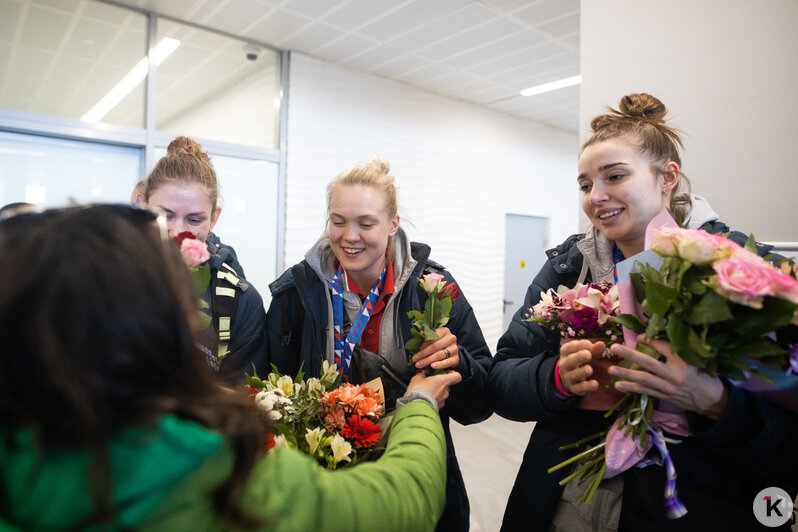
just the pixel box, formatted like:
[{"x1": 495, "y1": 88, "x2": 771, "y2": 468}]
[
  {"x1": 366, "y1": 158, "x2": 391, "y2": 176},
  {"x1": 166, "y1": 136, "x2": 210, "y2": 163},
  {"x1": 619, "y1": 93, "x2": 667, "y2": 121}
]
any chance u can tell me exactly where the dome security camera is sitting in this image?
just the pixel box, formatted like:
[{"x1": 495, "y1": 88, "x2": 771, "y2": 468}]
[{"x1": 244, "y1": 45, "x2": 260, "y2": 61}]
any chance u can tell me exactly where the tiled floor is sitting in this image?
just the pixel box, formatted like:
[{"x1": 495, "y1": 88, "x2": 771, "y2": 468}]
[{"x1": 450, "y1": 415, "x2": 536, "y2": 532}]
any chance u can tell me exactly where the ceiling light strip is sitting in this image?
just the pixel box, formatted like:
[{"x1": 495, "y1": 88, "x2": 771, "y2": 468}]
[
  {"x1": 520, "y1": 75, "x2": 582, "y2": 97},
  {"x1": 81, "y1": 38, "x2": 181, "y2": 124}
]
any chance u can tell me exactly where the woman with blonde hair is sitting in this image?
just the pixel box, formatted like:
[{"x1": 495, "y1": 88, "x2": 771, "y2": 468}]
[{"x1": 265, "y1": 158, "x2": 493, "y2": 531}]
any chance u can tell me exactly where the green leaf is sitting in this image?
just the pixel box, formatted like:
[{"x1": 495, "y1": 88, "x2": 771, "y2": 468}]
[
  {"x1": 645, "y1": 282, "x2": 680, "y2": 316},
  {"x1": 245, "y1": 373, "x2": 267, "y2": 389},
  {"x1": 734, "y1": 297, "x2": 798, "y2": 335},
  {"x1": 433, "y1": 297, "x2": 452, "y2": 328},
  {"x1": 613, "y1": 314, "x2": 646, "y2": 333},
  {"x1": 744, "y1": 233, "x2": 758, "y2": 254},
  {"x1": 422, "y1": 324, "x2": 439, "y2": 341},
  {"x1": 630, "y1": 272, "x2": 646, "y2": 301},
  {"x1": 687, "y1": 327, "x2": 714, "y2": 359},
  {"x1": 723, "y1": 338, "x2": 788, "y2": 359},
  {"x1": 407, "y1": 310, "x2": 424, "y2": 321},
  {"x1": 405, "y1": 337, "x2": 423, "y2": 353},
  {"x1": 685, "y1": 290, "x2": 734, "y2": 325},
  {"x1": 665, "y1": 315, "x2": 688, "y2": 351},
  {"x1": 645, "y1": 314, "x2": 667, "y2": 338},
  {"x1": 192, "y1": 264, "x2": 211, "y2": 295},
  {"x1": 635, "y1": 342, "x2": 663, "y2": 361}
]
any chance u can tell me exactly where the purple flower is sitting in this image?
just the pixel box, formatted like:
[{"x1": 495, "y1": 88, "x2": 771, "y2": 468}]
[
  {"x1": 788, "y1": 344, "x2": 798, "y2": 376},
  {"x1": 571, "y1": 307, "x2": 598, "y2": 333}
]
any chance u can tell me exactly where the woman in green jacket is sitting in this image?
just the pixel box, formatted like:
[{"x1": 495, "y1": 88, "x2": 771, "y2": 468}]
[{"x1": 0, "y1": 204, "x2": 456, "y2": 531}]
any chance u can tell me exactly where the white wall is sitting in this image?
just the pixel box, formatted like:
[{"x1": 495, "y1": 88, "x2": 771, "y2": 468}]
[
  {"x1": 581, "y1": 0, "x2": 798, "y2": 243},
  {"x1": 284, "y1": 52, "x2": 578, "y2": 350}
]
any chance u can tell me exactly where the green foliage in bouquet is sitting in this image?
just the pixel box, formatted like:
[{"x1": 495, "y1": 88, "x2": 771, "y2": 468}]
[{"x1": 246, "y1": 362, "x2": 387, "y2": 470}]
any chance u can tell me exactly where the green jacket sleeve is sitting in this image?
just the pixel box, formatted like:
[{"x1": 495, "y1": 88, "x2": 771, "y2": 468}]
[{"x1": 242, "y1": 400, "x2": 447, "y2": 532}]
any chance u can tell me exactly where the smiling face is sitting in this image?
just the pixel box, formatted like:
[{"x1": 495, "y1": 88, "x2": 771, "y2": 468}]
[
  {"x1": 328, "y1": 184, "x2": 399, "y2": 289},
  {"x1": 577, "y1": 137, "x2": 678, "y2": 257},
  {"x1": 147, "y1": 182, "x2": 221, "y2": 243}
]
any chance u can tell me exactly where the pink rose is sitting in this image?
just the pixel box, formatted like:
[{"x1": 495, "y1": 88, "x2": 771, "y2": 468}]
[
  {"x1": 766, "y1": 267, "x2": 798, "y2": 303},
  {"x1": 421, "y1": 272, "x2": 445, "y2": 293},
  {"x1": 712, "y1": 257, "x2": 774, "y2": 308},
  {"x1": 180, "y1": 237, "x2": 211, "y2": 268},
  {"x1": 652, "y1": 227, "x2": 739, "y2": 265}
]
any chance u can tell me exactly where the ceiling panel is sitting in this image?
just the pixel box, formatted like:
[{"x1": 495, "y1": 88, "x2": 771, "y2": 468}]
[
  {"x1": 6, "y1": 0, "x2": 582, "y2": 133},
  {"x1": 280, "y1": 22, "x2": 343, "y2": 52},
  {"x1": 416, "y1": 18, "x2": 526, "y2": 62},
  {"x1": 536, "y1": 12, "x2": 580, "y2": 38},
  {"x1": 514, "y1": 0, "x2": 580, "y2": 26}
]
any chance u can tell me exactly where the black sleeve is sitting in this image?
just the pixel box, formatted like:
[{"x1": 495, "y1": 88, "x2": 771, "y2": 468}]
[
  {"x1": 219, "y1": 284, "x2": 268, "y2": 383},
  {"x1": 263, "y1": 287, "x2": 306, "y2": 379},
  {"x1": 438, "y1": 269, "x2": 494, "y2": 425},
  {"x1": 488, "y1": 262, "x2": 581, "y2": 422}
]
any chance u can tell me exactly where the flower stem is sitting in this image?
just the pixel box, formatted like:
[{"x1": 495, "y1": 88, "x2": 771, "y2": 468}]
[
  {"x1": 557, "y1": 429, "x2": 608, "y2": 452},
  {"x1": 558, "y1": 454, "x2": 605, "y2": 486},
  {"x1": 577, "y1": 461, "x2": 607, "y2": 505},
  {"x1": 547, "y1": 441, "x2": 606, "y2": 474}
]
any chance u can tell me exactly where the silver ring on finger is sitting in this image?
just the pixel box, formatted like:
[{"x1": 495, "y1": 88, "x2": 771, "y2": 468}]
[{"x1": 442, "y1": 347, "x2": 451, "y2": 358}]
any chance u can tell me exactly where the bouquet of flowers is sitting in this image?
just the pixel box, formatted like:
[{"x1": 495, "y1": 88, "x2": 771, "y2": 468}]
[
  {"x1": 405, "y1": 272, "x2": 461, "y2": 376},
  {"x1": 526, "y1": 281, "x2": 624, "y2": 343},
  {"x1": 246, "y1": 361, "x2": 386, "y2": 469},
  {"x1": 550, "y1": 227, "x2": 798, "y2": 512}
]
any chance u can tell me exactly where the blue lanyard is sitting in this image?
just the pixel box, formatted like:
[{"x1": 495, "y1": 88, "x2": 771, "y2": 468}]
[
  {"x1": 331, "y1": 264, "x2": 386, "y2": 382},
  {"x1": 612, "y1": 245, "x2": 625, "y2": 283}
]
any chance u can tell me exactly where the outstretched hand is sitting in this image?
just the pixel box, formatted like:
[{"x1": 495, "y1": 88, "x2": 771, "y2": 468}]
[
  {"x1": 608, "y1": 336, "x2": 728, "y2": 420},
  {"x1": 408, "y1": 370, "x2": 463, "y2": 409}
]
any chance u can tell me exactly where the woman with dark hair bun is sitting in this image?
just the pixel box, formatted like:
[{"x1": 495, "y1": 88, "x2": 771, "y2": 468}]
[
  {"x1": 0, "y1": 204, "x2": 450, "y2": 531},
  {"x1": 489, "y1": 93, "x2": 798, "y2": 531},
  {"x1": 145, "y1": 136, "x2": 266, "y2": 381}
]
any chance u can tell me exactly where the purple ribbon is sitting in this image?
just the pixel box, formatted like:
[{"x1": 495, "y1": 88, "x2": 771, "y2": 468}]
[{"x1": 603, "y1": 413, "x2": 688, "y2": 519}]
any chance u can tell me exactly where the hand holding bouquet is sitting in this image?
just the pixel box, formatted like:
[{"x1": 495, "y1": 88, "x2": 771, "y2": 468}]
[
  {"x1": 550, "y1": 227, "x2": 798, "y2": 514},
  {"x1": 406, "y1": 272, "x2": 461, "y2": 376},
  {"x1": 527, "y1": 282, "x2": 624, "y2": 409},
  {"x1": 247, "y1": 361, "x2": 386, "y2": 469}
]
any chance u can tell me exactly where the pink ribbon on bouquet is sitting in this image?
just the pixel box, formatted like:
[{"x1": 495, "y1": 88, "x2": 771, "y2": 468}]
[
  {"x1": 604, "y1": 407, "x2": 691, "y2": 479},
  {"x1": 603, "y1": 407, "x2": 690, "y2": 520}
]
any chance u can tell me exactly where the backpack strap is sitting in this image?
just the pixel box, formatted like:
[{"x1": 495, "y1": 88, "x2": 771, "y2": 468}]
[{"x1": 212, "y1": 263, "x2": 248, "y2": 360}]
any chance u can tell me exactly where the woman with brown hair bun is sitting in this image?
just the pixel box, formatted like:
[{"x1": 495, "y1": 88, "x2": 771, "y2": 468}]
[
  {"x1": 145, "y1": 136, "x2": 266, "y2": 382},
  {"x1": 0, "y1": 204, "x2": 449, "y2": 531},
  {"x1": 489, "y1": 93, "x2": 798, "y2": 530}
]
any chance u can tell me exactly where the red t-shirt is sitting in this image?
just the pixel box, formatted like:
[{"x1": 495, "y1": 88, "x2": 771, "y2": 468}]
[{"x1": 344, "y1": 258, "x2": 395, "y2": 354}]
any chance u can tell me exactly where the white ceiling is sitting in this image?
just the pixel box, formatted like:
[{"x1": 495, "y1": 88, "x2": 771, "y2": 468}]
[{"x1": 113, "y1": 0, "x2": 581, "y2": 133}]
